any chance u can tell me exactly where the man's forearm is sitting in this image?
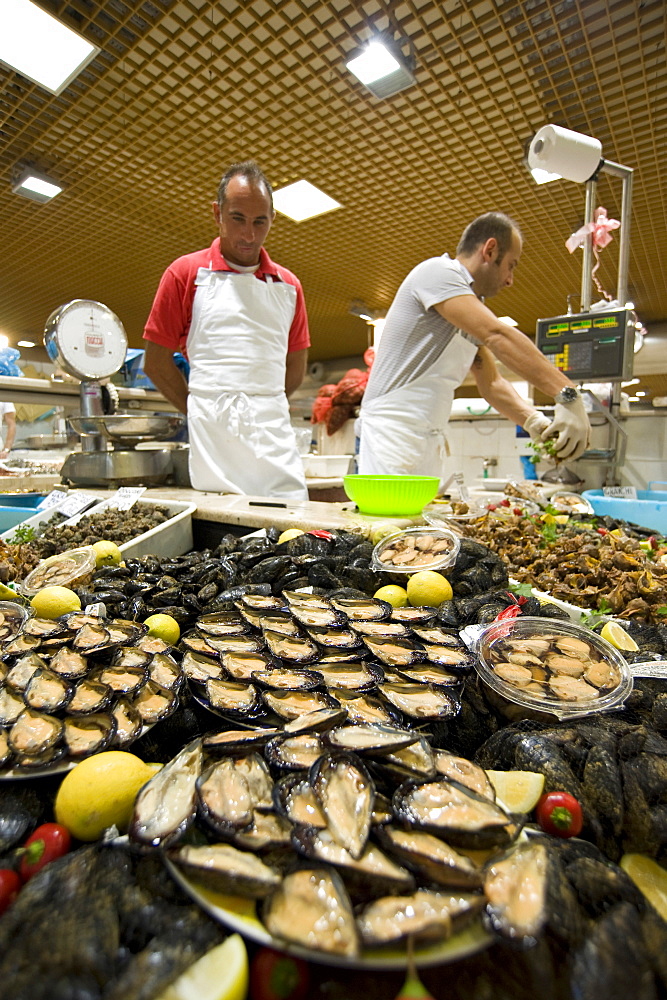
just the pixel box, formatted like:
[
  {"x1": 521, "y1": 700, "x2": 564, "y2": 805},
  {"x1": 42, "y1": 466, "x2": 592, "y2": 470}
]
[{"x1": 143, "y1": 344, "x2": 189, "y2": 414}]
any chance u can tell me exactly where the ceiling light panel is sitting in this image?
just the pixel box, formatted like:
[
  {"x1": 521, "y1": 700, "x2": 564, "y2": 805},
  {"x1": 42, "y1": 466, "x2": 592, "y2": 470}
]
[
  {"x1": 0, "y1": 0, "x2": 99, "y2": 95},
  {"x1": 273, "y1": 180, "x2": 342, "y2": 222}
]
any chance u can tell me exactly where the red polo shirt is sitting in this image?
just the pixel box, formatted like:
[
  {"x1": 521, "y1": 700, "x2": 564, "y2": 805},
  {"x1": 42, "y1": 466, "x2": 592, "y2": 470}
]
[{"x1": 143, "y1": 238, "x2": 310, "y2": 355}]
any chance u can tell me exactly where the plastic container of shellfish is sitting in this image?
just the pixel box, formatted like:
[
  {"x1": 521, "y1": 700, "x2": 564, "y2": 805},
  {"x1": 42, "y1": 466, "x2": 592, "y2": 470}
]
[
  {"x1": 20, "y1": 545, "x2": 97, "y2": 597},
  {"x1": 371, "y1": 526, "x2": 460, "y2": 575},
  {"x1": 473, "y1": 616, "x2": 633, "y2": 720},
  {"x1": 422, "y1": 498, "x2": 490, "y2": 529}
]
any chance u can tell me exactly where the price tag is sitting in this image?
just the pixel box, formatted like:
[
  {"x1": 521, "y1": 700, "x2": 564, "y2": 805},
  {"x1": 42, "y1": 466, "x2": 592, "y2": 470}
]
[
  {"x1": 603, "y1": 486, "x2": 637, "y2": 499},
  {"x1": 106, "y1": 487, "x2": 147, "y2": 511},
  {"x1": 36, "y1": 489, "x2": 69, "y2": 511},
  {"x1": 59, "y1": 492, "x2": 101, "y2": 519}
]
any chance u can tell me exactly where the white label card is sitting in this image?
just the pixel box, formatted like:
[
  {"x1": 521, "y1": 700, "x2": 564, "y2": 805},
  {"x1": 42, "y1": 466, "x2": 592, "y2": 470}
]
[
  {"x1": 59, "y1": 492, "x2": 101, "y2": 519},
  {"x1": 603, "y1": 486, "x2": 637, "y2": 499},
  {"x1": 36, "y1": 489, "x2": 69, "y2": 511},
  {"x1": 107, "y1": 487, "x2": 147, "y2": 511}
]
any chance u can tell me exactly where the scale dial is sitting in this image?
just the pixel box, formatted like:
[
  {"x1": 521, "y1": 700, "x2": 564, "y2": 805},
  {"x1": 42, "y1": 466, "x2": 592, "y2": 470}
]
[{"x1": 44, "y1": 299, "x2": 128, "y2": 380}]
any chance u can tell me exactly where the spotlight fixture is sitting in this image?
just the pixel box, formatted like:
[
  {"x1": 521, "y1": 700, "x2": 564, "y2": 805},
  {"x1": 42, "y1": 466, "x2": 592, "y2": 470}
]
[
  {"x1": 12, "y1": 167, "x2": 63, "y2": 203},
  {"x1": 346, "y1": 36, "x2": 416, "y2": 99}
]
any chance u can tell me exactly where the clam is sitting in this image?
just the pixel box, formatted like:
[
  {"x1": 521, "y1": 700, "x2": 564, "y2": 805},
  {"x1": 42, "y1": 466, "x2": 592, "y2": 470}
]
[
  {"x1": 204, "y1": 677, "x2": 262, "y2": 719},
  {"x1": 262, "y1": 689, "x2": 339, "y2": 721},
  {"x1": 324, "y1": 723, "x2": 419, "y2": 756},
  {"x1": 265, "y1": 733, "x2": 324, "y2": 771},
  {"x1": 310, "y1": 752, "x2": 373, "y2": 859},
  {"x1": 110, "y1": 698, "x2": 143, "y2": 746},
  {"x1": 8, "y1": 710, "x2": 63, "y2": 756},
  {"x1": 171, "y1": 843, "x2": 282, "y2": 898},
  {"x1": 262, "y1": 630, "x2": 320, "y2": 665},
  {"x1": 393, "y1": 777, "x2": 516, "y2": 849},
  {"x1": 282, "y1": 706, "x2": 348, "y2": 735},
  {"x1": 130, "y1": 738, "x2": 202, "y2": 847},
  {"x1": 49, "y1": 647, "x2": 90, "y2": 680},
  {"x1": 23, "y1": 668, "x2": 73, "y2": 713},
  {"x1": 357, "y1": 889, "x2": 485, "y2": 947},
  {"x1": 196, "y1": 757, "x2": 255, "y2": 834},
  {"x1": 484, "y1": 840, "x2": 548, "y2": 945},
  {"x1": 63, "y1": 713, "x2": 116, "y2": 758},
  {"x1": 250, "y1": 667, "x2": 323, "y2": 691},
  {"x1": 263, "y1": 868, "x2": 359, "y2": 957},
  {"x1": 132, "y1": 680, "x2": 178, "y2": 724},
  {"x1": 330, "y1": 597, "x2": 391, "y2": 622},
  {"x1": 273, "y1": 773, "x2": 327, "y2": 827},
  {"x1": 376, "y1": 825, "x2": 483, "y2": 889},
  {"x1": 204, "y1": 728, "x2": 281, "y2": 753},
  {"x1": 293, "y1": 827, "x2": 415, "y2": 899},
  {"x1": 315, "y1": 661, "x2": 383, "y2": 692},
  {"x1": 362, "y1": 637, "x2": 425, "y2": 668},
  {"x1": 379, "y1": 682, "x2": 460, "y2": 720}
]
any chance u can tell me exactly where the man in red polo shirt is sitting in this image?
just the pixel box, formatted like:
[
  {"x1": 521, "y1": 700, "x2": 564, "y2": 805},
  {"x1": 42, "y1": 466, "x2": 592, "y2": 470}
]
[{"x1": 143, "y1": 161, "x2": 310, "y2": 499}]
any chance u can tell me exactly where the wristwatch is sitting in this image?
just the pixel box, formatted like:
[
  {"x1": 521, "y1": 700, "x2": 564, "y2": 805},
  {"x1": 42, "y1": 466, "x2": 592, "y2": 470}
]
[{"x1": 554, "y1": 386, "x2": 580, "y2": 405}]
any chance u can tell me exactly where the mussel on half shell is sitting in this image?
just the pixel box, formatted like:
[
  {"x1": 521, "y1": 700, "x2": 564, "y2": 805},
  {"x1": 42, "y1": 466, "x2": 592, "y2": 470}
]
[
  {"x1": 357, "y1": 889, "x2": 485, "y2": 947},
  {"x1": 263, "y1": 868, "x2": 359, "y2": 957},
  {"x1": 393, "y1": 777, "x2": 517, "y2": 849},
  {"x1": 310, "y1": 752, "x2": 374, "y2": 859},
  {"x1": 130, "y1": 738, "x2": 202, "y2": 847},
  {"x1": 171, "y1": 843, "x2": 282, "y2": 898}
]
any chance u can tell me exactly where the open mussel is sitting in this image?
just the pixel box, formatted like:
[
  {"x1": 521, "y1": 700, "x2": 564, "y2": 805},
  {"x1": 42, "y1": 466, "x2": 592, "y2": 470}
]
[
  {"x1": 221, "y1": 651, "x2": 275, "y2": 681},
  {"x1": 305, "y1": 625, "x2": 363, "y2": 649},
  {"x1": 379, "y1": 681, "x2": 460, "y2": 720},
  {"x1": 331, "y1": 689, "x2": 401, "y2": 726},
  {"x1": 181, "y1": 650, "x2": 224, "y2": 684},
  {"x1": 171, "y1": 843, "x2": 282, "y2": 898},
  {"x1": 0, "y1": 729, "x2": 12, "y2": 768},
  {"x1": 112, "y1": 646, "x2": 152, "y2": 669},
  {"x1": 0, "y1": 687, "x2": 28, "y2": 726},
  {"x1": 180, "y1": 633, "x2": 221, "y2": 657},
  {"x1": 63, "y1": 713, "x2": 116, "y2": 758},
  {"x1": 5, "y1": 653, "x2": 48, "y2": 692},
  {"x1": 433, "y1": 752, "x2": 496, "y2": 801},
  {"x1": 110, "y1": 698, "x2": 143, "y2": 746},
  {"x1": 203, "y1": 677, "x2": 263, "y2": 720},
  {"x1": 330, "y1": 597, "x2": 392, "y2": 621},
  {"x1": 397, "y1": 663, "x2": 463, "y2": 688},
  {"x1": 422, "y1": 646, "x2": 473, "y2": 670},
  {"x1": 72, "y1": 622, "x2": 116, "y2": 654},
  {"x1": 273, "y1": 773, "x2": 327, "y2": 827},
  {"x1": 262, "y1": 630, "x2": 320, "y2": 665},
  {"x1": 239, "y1": 593, "x2": 287, "y2": 611},
  {"x1": 250, "y1": 667, "x2": 323, "y2": 691},
  {"x1": 203, "y1": 727, "x2": 281, "y2": 753},
  {"x1": 390, "y1": 606, "x2": 437, "y2": 625},
  {"x1": 200, "y1": 634, "x2": 264, "y2": 656},
  {"x1": 484, "y1": 840, "x2": 548, "y2": 946},
  {"x1": 263, "y1": 868, "x2": 359, "y2": 957},
  {"x1": 257, "y1": 613, "x2": 302, "y2": 636},
  {"x1": 23, "y1": 668, "x2": 73, "y2": 713},
  {"x1": 196, "y1": 612, "x2": 249, "y2": 637},
  {"x1": 49, "y1": 647, "x2": 90, "y2": 680},
  {"x1": 324, "y1": 722, "x2": 418, "y2": 756},
  {"x1": 130, "y1": 738, "x2": 202, "y2": 847},
  {"x1": 22, "y1": 617, "x2": 67, "y2": 638},
  {"x1": 148, "y1": 653, "x2": 183, "y2": 692},
  {"x1": 265, "y1": 733, "x2": 324, "y2": 771},
  {"x1": 132, "y1": 680, "x2": 178, "y2": 725},
  {"x1": 362, "y1": 637, "x2": 426, "y2": 667},
  {"x1": 3, "y1": 633, "x2": 41, "y2": 656},
  {"x1": 377, "y1": 825, "x2": 483, "y2": 889},
  {"x1": 93, "y1": 664, "x2": 147, "y2": 697},
  {"x1": 262, "y1": 689, "x2": 339, "y2": 721},
  {"x1": 357, "y1": 889, "x2": 485, "y2": 947},
  {"x1": 8, "y1": 710, "x2": 63, "y2": 757},
  {"x1": 233, "y1": 811, "x2": 292, "y2": 851},
  {"x1": 310, "y1": 752, "x2": 374, "y2": 859},
  {"x1": 315, "y1": 661, "x2": 383, "y2": 692},
  {"x1": 376, "y1": 735, "x2": 437, "y2": 781},
  {"x1": 282, "y1": 706, "x2": 348, "y2": 735},
  {"x1": 411, "y1": 626, "x2": 464, "y2": 646},
  {"x1": 196, "y1": 757, "x2": 255, "y2": 835},
  {"x1": 393, "y1": 777, "x2": 517, "y2": 849},
  {"x1": 351, "y1": 620, "x2": 412, "y2": 639}
]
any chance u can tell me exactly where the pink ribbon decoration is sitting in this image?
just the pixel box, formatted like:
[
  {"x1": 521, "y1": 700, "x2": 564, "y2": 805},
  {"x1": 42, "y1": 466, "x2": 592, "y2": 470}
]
[{"x1": 565, "y1": 207, "x2": 621, "y2": 301}]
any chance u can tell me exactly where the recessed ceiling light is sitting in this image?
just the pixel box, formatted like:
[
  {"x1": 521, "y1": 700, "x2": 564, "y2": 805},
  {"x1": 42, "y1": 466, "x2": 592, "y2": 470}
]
[
  {"x1": 18, "y1": 340, "x2": 35, "y2": 348},
  {"x1": 345, "y1": 39, "x2": 416, "y2": 99},
  {"x1": 497, "y1": 316, "x2": 519, "y2": 327},
  {"x1": 12, "y1": 168, "x2": 63, "y2": 203},
  {"x1": 0, "y1": 0, "x2": 99, "y2": 95},
  {"x1": 529, "y1": 167, "x2": 562, "y2": 185},
  {"x1": 273, "y1": 180, "x2": 341, "y2": 222}
]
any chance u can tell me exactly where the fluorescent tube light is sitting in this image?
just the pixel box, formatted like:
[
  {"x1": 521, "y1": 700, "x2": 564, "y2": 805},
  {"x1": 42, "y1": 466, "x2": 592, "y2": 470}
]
[
  {"x1": 12, "y1": 168, "x2": 63, "y2": 203},
  {"x1": 346, "y1": 40, "x2": 416, "y2": 99},
  {"x1": 497, "y1": 315, "x2": 519, "y2": 327},
  {"x1": 18, "y1": 340, "x2": 35, "y2": 348},
  {"x1": 273, "y1": 180, "x2": 341, "y2": 222},
  {"x1": 0, "y1": 336, "x2": 9, "y2": 349},
  {"x1": 0, "y1": 0, "x2": 99, "y2": 95}
]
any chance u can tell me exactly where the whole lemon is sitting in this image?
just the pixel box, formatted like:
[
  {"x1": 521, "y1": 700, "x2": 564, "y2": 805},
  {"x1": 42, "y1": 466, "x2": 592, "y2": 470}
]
[
  {"x1": 92, "y1": 540, "x2": 123, "y2": 568},
  {"x1": 55, "y1": 751, "x2": 161, "y2": 840},
  {"x1": 143, "y1": 612, "x2": 181, "y2": 645},
  {"x1": 406, "y1": 570, "x2": 453, "y2": 607},
  {"x1": 373, "y1": 584, "x2": 409, "y2": 608},
  {"x1": 277, "y1": 528, "x2": 304, "y2": 544},
  {"x1": 30, "y1": 585, "x2": 81, "y2": 620}
]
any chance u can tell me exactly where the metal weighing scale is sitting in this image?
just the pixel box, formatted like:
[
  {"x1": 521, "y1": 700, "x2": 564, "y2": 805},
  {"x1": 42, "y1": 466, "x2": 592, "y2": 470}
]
[{"x1": 44, "y1": 299, "x2": 185, "y2": 487}]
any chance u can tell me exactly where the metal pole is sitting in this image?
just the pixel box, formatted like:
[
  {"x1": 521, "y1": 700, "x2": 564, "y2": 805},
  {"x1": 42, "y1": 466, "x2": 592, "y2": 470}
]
[
  {"x1": 600, "y1": 159, "x2": 633, "y2": 305},
  {"x1": 581, "y1": 178, "x2": 597, "y2": 311}
]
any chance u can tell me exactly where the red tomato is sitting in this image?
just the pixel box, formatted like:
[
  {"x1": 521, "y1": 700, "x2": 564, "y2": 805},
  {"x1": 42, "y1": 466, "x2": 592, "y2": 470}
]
[
  {"x1": 535, "y1": 791, "x2": 583, "y2": 838},
  {"x1": 0, "y1": 869, "x2": 21, "y2": 915},
  {"x1": 250, "y1": 947, "x2": 310, "y2": 1000},
  {"x1": 19, "y1": 823, "x2": 71, "y2": 881}
]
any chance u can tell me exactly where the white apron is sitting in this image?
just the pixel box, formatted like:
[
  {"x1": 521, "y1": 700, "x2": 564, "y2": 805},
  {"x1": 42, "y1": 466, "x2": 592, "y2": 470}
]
[
  {"x1": 186, "y1": 265, "x2": 307, "y2": 500},
  {"x1": 357, "y1": 332, "x2": 478, "y2": 485}
]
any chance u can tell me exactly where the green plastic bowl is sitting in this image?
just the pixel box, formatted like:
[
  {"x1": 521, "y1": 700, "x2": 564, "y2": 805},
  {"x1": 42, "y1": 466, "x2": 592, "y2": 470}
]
[{"x1": 343, "y1": 475, "x2": 440, "y2": 516}]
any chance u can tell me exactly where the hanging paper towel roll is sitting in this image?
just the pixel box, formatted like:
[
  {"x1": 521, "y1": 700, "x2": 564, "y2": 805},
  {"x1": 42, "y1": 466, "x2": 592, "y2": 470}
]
[{"x1": 528, "y1": 124, "x2": 602, "y2": 183}]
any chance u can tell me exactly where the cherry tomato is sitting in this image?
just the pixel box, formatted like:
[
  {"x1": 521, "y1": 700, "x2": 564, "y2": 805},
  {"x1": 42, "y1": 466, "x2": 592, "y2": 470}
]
[
  {"x1": 307, "y1": 530, "x2": 333, "y2": 541},
  {"x1": 0, "y1": 869, "x2": 21, "y2": 915},
  {"x1": 597, "y1": 527, "x2": 608, "y2": 536},
  {"x1": 513, "y1": 508, "x2": 524, "y2": 516},
  {"x1": 250, "y1": 946, "x2": 310, "y2": 1000},
  {"x1": 500, "y1": 498, "x2": 511, "y2": 507},
  {"x1": 19, "y1": 823, "x2": 71, "y2": 882},
  {"x1": 535, "y1": 791, "x2": 583, "y2": 838}
]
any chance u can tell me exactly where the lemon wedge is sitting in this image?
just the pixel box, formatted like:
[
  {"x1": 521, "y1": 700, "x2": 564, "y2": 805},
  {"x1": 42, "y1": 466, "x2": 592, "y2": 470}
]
[
  {"x1": 620, "y1": 855, "x2": 667, "y2": 921},
  {"x1": 600, "y1": 620, "x2": 639, "y2": 652},
  {"x1": 157, "y1": 934, "x2": 249, "y2": 1000},
  {"x1": 485, "y1": 770, "x2": 545, "y2": 813}
]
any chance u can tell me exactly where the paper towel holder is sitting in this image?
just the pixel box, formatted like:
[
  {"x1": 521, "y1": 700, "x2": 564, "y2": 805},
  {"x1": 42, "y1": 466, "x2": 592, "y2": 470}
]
[{"x1": 525, "y1": 124, "x2": 634, "y2": 310}]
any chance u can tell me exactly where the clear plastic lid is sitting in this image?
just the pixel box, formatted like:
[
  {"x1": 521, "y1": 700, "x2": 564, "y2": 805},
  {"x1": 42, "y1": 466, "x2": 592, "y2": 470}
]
[
  {"x1": 485, "y1": 497, "x2": 541, "y2": 519},
  {"x1": 422, "y1": 498, "x2": 489, "y2": 527},
  {"x1": 21, "y1": 546, "x2": 97, "y2": 596},
  {"x1": 548, "y1": 491, "x2": 595, "y2": 515},
  {"x1": 371, "y1": 526, "x2": 460, "y2": 575},
  {"x1": 473, "y1": 616, "x2": 633, "y2": 720}
]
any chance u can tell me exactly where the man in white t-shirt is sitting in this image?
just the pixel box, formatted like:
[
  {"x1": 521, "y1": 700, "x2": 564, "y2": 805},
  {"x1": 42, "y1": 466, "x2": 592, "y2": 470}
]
[
  {"x1": 358, "y1": 212, "x2": 591, "y2": 480},
  {"x1": 0, "y1": 402, "x2": 16, "y2": 460}
]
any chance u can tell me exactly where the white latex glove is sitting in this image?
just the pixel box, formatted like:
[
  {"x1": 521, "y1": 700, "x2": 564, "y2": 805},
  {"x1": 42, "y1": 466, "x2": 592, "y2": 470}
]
[
  {"x1": 541, "y1": 396, "x2": 591, "y2": 460},
  {"x1": 523, "y1": 411, "x2": 551, "y2": 442}
]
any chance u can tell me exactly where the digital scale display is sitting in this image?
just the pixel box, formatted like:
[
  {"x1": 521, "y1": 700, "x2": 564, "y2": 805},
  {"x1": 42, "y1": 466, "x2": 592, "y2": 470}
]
[{"x1": 535, "y1": 308, "x2": 635, "y2": 382}]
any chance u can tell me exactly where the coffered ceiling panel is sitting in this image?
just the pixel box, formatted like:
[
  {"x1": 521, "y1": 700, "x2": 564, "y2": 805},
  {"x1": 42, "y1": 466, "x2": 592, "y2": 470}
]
[{"x1": 0, "y1": 0, "x2": 664, "y2": 360}]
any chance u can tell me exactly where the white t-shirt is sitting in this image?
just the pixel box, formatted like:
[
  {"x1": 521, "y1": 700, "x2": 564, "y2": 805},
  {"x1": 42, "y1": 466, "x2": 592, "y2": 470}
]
[
  {"x1": 362, "y1": 254, "x2": 478, "y2": 404},
  {"x1": 0, "y1": 402, "x2": 16, "y2": 418}
]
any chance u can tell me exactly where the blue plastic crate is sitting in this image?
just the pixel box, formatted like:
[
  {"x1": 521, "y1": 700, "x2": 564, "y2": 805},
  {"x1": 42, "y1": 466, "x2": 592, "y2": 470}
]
[
  {"x1": 582, "y1": 483, "x2": 667, "y2": 534},
  {"x1": 0, "y1": 507, "x2": 39, "y2": 532}
]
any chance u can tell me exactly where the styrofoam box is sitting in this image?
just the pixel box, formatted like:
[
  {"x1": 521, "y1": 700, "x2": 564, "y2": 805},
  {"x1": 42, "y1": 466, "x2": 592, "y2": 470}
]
[
  {"x1": 302, "y1": 453, "x2": 352, "y2": 478},
  {"x1": 0, "y1": 495, "x2": 197, "y2": 560}
]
